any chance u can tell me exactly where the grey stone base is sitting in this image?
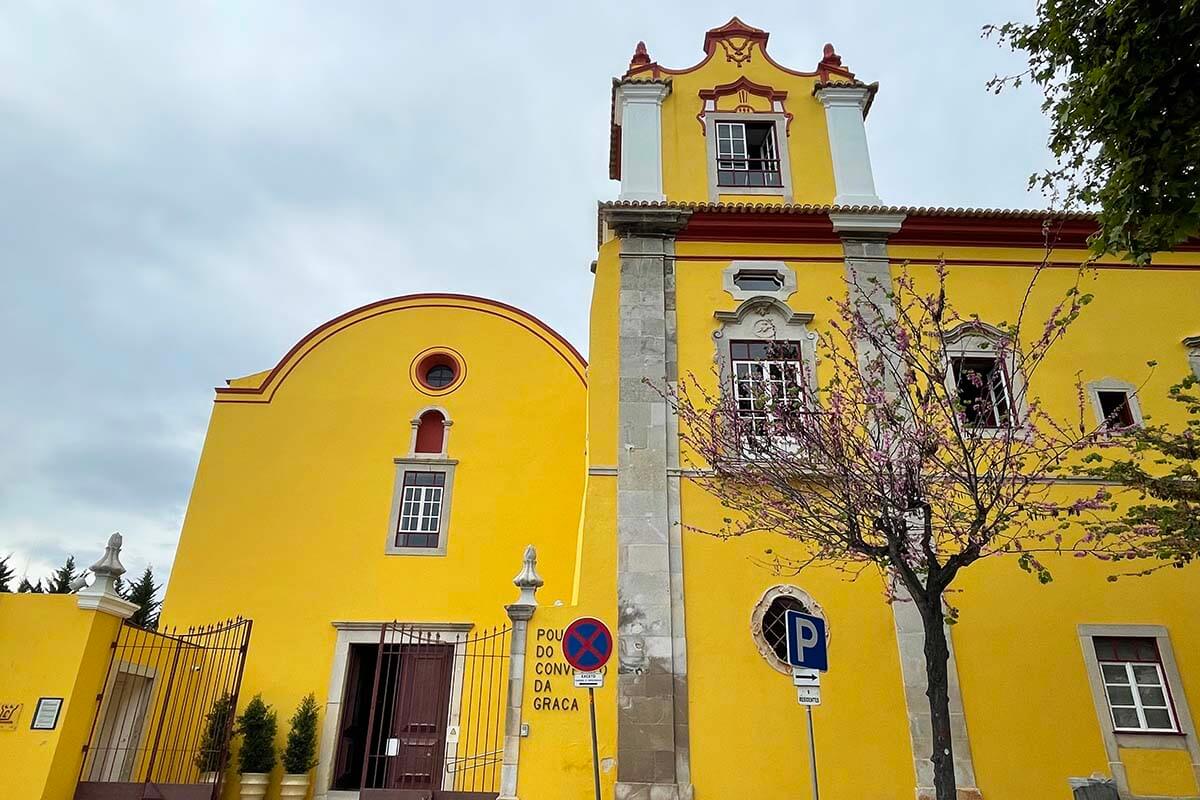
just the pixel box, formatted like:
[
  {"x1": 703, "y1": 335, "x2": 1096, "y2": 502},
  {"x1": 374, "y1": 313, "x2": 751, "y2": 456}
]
[
  {"x1": 615, "y1": 782, "x2": 695, "y2": 800},
  {"x1": 916, "y1": 788, "x2": 983, "y2": 800}
]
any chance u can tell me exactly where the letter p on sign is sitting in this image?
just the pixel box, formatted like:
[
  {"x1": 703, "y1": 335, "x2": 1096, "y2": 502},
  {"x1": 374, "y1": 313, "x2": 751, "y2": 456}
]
[{"x1": 784, "y1": 609, "x2": 828, "y2": 671}]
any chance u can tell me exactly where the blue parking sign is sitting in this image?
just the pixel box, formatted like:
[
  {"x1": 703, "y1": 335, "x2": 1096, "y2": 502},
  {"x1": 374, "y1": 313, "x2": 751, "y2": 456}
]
[{"x1": 785, "y1": 609, "x2": 828, "y2": 671}]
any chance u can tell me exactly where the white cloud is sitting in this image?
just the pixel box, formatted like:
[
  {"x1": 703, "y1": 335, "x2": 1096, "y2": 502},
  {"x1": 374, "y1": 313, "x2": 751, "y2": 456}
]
[{"x1": 0, "y1": 0, "x2": 1050, "y2": 593}]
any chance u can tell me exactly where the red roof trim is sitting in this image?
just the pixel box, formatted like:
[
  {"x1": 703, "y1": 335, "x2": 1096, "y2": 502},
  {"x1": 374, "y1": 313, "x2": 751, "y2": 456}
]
[{"x1": 215, "y1": 293, "x2": 586, "y2": 402}]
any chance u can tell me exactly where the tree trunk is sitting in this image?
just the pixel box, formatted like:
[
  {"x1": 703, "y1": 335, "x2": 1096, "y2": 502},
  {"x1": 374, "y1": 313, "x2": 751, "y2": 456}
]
[{"x1": 917, "y1": 593, "x2": 957, "y2": 800}]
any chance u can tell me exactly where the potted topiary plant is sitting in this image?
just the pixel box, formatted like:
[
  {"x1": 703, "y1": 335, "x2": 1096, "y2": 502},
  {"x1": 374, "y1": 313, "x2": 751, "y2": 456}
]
[
  {"x1": 194, "y1": 693, "x2": 234, "y2": 783},
  {"x1": 279, "y1": 693, "x2": 320, "y2": 798},
  {"x1": 234, "y1": 694, "x2": 276, "y2": 800}
]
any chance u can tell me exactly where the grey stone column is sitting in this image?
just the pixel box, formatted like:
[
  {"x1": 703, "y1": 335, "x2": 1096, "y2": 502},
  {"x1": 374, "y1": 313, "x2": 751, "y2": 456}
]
[
  {"x1": 831, "y1": 213, "x2": 982, "y2": 800},
  {"x1": 602, "y1": 206, "x2": 694, "y2": 800},
  {"x1": 498, "y1": 545, "x2": 543, "y2": 800}
]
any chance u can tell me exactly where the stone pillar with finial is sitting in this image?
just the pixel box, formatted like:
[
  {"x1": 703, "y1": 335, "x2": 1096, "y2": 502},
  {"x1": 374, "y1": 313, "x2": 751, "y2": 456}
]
[
  {"x1": 76, "y1": 532, "x2": 139, "y2": 619},
  {"x1": 497, "y1": 545, "x2": 543, "y2": 800}
]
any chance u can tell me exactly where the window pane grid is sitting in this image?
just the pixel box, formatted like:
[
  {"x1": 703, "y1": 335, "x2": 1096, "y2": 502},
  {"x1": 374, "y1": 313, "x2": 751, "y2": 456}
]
[
  {"x1": 1099, "y1": 660, "x2": 1177, "y2": 732},
  {"x1": 731, "y1": 342, "x2": 805, "y2": 441},
  {"x1": 396, "y1": 471, "x2": 444, "y2": 548}
]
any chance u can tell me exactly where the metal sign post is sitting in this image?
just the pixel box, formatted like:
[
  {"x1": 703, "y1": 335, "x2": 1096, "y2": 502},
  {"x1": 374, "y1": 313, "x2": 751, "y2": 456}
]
[
  {"x1": 564, "y1": 617, "x2": 614, "y2": 800},
  {"x1": 806, "y1": 705, "x2": 819, "y2": 800},
  {"x1": 588, "y1": 685, "x2": 601, "y2": 800},
  {"x1": 785, "y1": 609, "x2": 829, "y2": 800}
]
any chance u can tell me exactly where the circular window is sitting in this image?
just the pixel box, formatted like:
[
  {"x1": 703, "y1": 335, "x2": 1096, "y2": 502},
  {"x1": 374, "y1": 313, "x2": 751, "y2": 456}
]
[
  {"x1": 750, "y1": 585, "x2": 828, "y2": 674},
  {"x1": 425, "y1": 363, "x2": 455, "y2": 388},
  {"x1": 410, "y1": 348, "x2": 466, "y2": 396}
]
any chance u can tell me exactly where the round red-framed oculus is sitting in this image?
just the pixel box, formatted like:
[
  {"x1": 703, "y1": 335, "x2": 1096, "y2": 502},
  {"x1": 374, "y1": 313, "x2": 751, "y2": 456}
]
[
  {"x1": 562, "y1": 616, "x2": 613, "y2": 672},
  {"x1": 410, "y1": 347, "x2": 466, "y2": 395}
]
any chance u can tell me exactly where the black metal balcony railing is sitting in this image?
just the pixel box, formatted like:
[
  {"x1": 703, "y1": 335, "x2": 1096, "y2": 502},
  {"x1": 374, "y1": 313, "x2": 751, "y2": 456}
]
[{"x1": 717, "y1": 157, "x2": 782, "y2": 188}]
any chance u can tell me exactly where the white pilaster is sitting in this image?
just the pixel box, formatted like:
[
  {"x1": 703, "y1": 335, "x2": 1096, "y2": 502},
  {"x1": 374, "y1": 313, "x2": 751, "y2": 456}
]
[
  {"x1": 498, "y1": 545, "x2": 543, "y2": 800},
  {"x1": 616, "y1": 81, "x2": 670, "y2": 202},
  {"x1": 816, "y1": 85, "x2": 881, "y2": 206}
]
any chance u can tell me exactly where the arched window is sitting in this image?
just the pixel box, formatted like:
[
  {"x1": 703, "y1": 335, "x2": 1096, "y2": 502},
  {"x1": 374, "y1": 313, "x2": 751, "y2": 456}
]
[
  {"x1": 761, "y1": 594, "x2": 808, "y2": 663},
  {"x1": 414, "y1": 410, "x2": 446, "y2": 454}
]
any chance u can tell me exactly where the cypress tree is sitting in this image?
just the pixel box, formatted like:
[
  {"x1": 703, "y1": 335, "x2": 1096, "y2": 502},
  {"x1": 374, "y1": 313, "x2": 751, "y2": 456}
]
[
  {"x1": 47, "y1": 555, "x2": 78, "y2": 593},
  {"x1": 18, "y1": 577, "x2": 43, "y2": 593},
  {"x1": 281, "y1": 694, "x2": 320, "y2": 774},
  {"x1": 123, "y1": 567, "x2": 161, "y2": 629},
  {"x1": 0, "y1": 556, "x2": 13, "y2": 593},
  {"x1": 195, "y1": 693, "x2": 235, "y2": 774},
  {"x1": 235, "y1": 695, "x2": 277, "y2": 775}
]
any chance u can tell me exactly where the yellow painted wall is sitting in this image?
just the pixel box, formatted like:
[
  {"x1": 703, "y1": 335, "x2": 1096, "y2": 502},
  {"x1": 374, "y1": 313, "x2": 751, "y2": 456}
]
[
  {"x1": 652, "y1": 238, "x2": 1200, "y2": 798},
  {"x1": 1123, "y1": 749, "x2": 1200, "y2": 797},
  {"x1": 162, "y1": 295, "x2": 588, "y2": 797},
  {"x1": 0, "y1": 594, "x2": 124, "y2": 800}
]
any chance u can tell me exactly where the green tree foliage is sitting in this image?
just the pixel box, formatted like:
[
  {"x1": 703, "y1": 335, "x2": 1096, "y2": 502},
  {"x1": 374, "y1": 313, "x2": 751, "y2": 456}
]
[
  {"x1": 18, "y1": 577, "x2": 43, "y2": 593},
  {"x1": 0, "y1": 556, "x2": 13, "y2": 592},
  {"x1": 122, "y1": 567, "x2": 161, "y2": 629},
  {"x1": 47, "y1": 555, "x2": 78, "y2": 593},
  {"x1": 195, "y1": 693, "x2": 235, "y2": 774},
  {"x1": 987, "y1": 1, "x2": 1200, "y2": 263},
  {"x1": 1083, "y1": 375, "x2": 1200, "y2": 570},
  {"x1": 281, "y1": 694, "x2": 320, "y2": 774},
  {"x1": 235, "y1": 695, "x2": 277, "y2": 775}
]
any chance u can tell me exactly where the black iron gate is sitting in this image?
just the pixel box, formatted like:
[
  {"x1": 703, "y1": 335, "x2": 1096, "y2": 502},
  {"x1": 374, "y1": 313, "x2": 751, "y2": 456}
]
[
  {"x1": 360, "y1": 622, "x2": 510, "y2": 800},
  {"x1": 75, "y1": 618, "x2": 252, "y2": 800}
]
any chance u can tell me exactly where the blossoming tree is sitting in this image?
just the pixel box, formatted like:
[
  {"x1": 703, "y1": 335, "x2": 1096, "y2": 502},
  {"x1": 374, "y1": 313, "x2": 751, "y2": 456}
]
[{"x1": 665, "y1": 260, "x2": 1152, "y2": 800}]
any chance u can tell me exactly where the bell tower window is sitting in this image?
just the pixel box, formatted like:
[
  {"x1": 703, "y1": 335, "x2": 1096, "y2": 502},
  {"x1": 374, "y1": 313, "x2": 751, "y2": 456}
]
[{"x1": 716, "y1": 121, "x2": 781, "y2": 187}]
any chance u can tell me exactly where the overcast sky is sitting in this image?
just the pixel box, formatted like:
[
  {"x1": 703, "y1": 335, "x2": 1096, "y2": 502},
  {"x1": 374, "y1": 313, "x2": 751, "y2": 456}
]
[{"x1": 0, "y1": 1, "x2": 1051, "y2": 590}]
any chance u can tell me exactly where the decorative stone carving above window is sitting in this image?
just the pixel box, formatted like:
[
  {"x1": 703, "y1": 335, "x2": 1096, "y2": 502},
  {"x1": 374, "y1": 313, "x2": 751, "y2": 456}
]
[
  {"x1": 713, "y1": 295, "x2": 817, "y2": 391},
  {"x1": 751, "y1": 585, "x2": 828, "y2": 674},
  {"x1": 722, "y1": 261, "x2": 796, "y2": 302}
]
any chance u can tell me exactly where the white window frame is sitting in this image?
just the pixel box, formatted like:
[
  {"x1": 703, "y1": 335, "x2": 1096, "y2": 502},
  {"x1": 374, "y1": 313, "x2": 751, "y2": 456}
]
[
  {"x1": 398, "y1": 473, "x2": 444, "y2": 538},
  {"x1": 385, "y1": 458, "x2": 456, "y2": 557},
  {"x1": 715, "y1": 121, "x2": 749, "y2": 171},
  {"x1": 1098, "y1": 658, "x2": 1179, "y2": 733},
  {"x1": 731, "y1": 349, "x2": 807, "y2": 436},
  {"x1": 950, "y1": 354, "x2": 1013, "y2": 429},
  {"x1": 702, "y1": 113, "x2": 793, "y2": 202},
  {"x1": 1086, "y1": 378, "x2": 1144, "y2": 431},
  {"x1": 943, "y1": 322, "x2": 1028, "y2": 437}
]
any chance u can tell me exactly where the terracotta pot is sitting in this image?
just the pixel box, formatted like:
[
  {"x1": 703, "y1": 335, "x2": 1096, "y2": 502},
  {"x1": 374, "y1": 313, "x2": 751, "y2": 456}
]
[
  {"x1": 279, "y1": 773, "x2": 310, "y2": 798},
  {"x1": 239, "y1": 772, "x2": 270, "y2": 800}
]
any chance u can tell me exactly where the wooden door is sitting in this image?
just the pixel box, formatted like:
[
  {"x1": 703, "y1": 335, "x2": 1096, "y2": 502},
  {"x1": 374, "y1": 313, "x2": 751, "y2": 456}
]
[
  {"x1": 88, "y1": 671, "x2": 153, "y2": 781},
  {"x1": 388, "y1": 644, "x2": 453, "y2": 790}
]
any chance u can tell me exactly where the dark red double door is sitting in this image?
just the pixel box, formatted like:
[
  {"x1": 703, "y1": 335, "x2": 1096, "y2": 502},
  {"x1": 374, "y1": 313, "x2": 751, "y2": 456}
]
[{"x1": 334, "y1": 642, "x2": 455, "y2": 798}]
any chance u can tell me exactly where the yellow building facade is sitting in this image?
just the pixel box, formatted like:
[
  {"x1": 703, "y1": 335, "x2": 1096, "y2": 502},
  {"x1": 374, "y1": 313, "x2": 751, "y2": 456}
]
[{"x1": 5, "y1": 17, "x2": 1199, "y2": 800}]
